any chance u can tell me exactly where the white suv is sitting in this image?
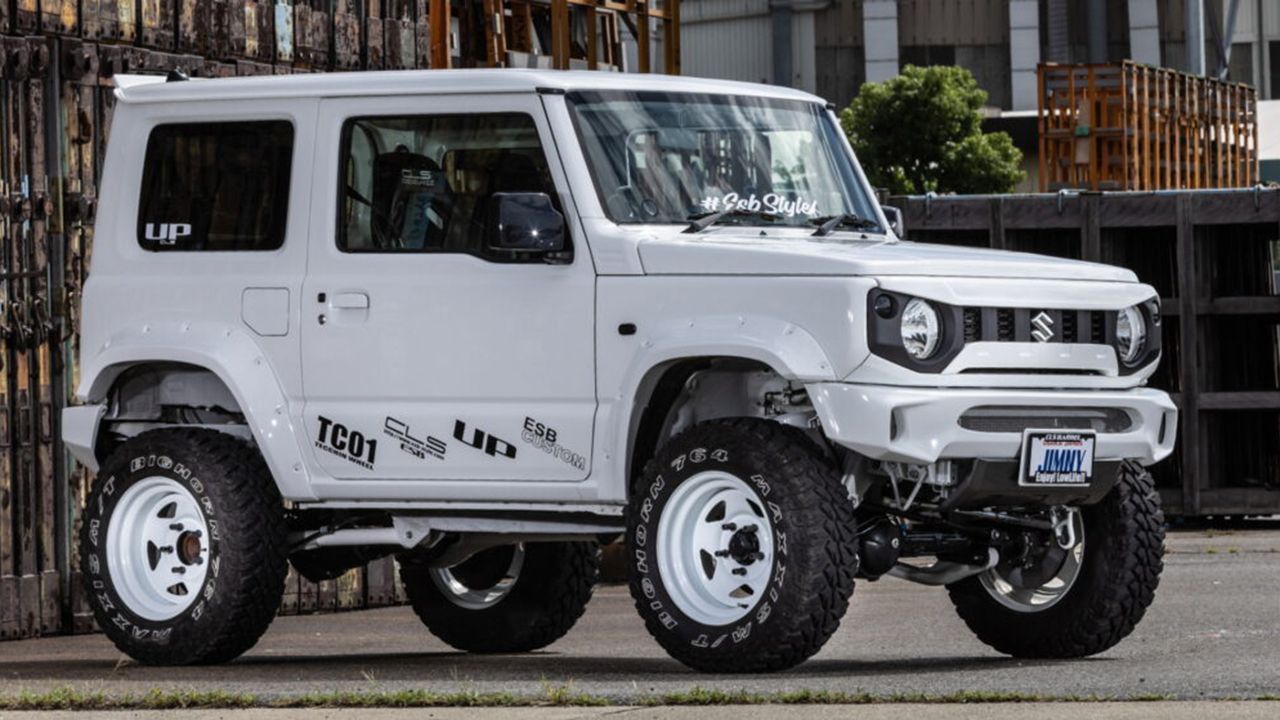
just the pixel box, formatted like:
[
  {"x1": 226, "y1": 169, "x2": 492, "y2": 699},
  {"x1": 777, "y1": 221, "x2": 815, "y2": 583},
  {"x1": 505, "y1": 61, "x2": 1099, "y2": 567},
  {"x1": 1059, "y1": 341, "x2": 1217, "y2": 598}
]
[{"x1": 65, "y1": 70, "x2": 1175, "y2": 672}]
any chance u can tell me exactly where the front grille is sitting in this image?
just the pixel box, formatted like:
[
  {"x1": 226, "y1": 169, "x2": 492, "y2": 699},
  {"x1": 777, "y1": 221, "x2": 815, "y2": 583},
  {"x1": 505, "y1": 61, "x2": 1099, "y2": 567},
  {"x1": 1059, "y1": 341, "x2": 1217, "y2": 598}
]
[
  {"x1": 963, "y1": 308, "x2": 982, "y2": 342},
  {"x1": 958, "y1": 406, "x2": 1134, "y2": 434},
  {"x1": 963, "y1": 307, "x2": 1115, "y2": 346},
  {"x1": 996, "y1": 308, "x2": 1016, "y2": 341},
  {"x1": 1062, "y1": 311, "x2": 1077, "y2": 342},
  {"x1": 1091, "y1": 310, "x2": 1106, "y2": 343}
]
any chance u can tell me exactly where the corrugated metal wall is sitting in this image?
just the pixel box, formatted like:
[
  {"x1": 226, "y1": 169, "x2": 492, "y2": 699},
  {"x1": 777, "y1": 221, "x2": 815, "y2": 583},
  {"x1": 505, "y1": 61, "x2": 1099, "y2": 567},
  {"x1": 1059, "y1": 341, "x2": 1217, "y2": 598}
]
[{"x1": 680, "y1": 0, "x2": 816, "y2": 92}]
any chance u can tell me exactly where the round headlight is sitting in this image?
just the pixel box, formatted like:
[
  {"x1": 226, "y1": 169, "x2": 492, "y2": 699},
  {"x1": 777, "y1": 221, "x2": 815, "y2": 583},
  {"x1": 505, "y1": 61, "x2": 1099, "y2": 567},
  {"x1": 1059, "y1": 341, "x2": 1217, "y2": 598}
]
[
  {"x1": 900, "y1": 298, "x2": 941, "y2": 360},
  {"x1": 1115, "y1": 305, "x2": 1147, "y2": 365}
]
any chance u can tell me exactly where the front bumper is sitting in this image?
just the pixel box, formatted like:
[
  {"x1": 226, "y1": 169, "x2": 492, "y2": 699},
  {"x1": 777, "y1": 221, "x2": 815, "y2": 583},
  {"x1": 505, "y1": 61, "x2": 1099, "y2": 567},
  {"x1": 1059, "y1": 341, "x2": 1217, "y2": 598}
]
[{"x1": 807, "y1": 383, "x2": 1177, "y2": 466}]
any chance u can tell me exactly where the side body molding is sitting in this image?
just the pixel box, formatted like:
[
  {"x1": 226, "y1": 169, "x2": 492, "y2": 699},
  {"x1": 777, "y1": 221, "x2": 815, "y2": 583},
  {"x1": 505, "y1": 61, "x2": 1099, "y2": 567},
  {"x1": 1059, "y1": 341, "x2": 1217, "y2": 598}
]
[{"x1": 76, "y1": 321, "x2": 315, "y2": 500}]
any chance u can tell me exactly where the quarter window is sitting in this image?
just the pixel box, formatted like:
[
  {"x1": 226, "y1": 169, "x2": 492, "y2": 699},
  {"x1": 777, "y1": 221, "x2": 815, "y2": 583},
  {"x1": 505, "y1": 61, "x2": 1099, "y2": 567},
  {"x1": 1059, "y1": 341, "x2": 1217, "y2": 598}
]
[
  {"x1": 137, "y1": 121, "x2": 293, "y2": 251},
  {"x1": 337, "y1": 113, "x2": 562, "y2": 259}
]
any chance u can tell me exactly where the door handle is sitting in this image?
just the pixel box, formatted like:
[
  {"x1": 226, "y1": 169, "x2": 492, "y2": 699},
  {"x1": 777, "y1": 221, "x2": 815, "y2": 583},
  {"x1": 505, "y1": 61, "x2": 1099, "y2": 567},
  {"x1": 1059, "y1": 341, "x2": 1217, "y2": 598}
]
[{"x1": 331, "y1": 292, "x2": 370, "y2": 310}]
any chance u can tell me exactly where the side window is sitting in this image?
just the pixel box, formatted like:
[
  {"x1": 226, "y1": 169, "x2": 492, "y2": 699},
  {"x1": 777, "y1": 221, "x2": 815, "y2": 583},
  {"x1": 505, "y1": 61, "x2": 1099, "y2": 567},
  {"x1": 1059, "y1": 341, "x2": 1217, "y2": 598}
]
[
  {"x1": 137, "y1": 121, "x2": 293, "y2": 251},
  {"x1": 338, "y1": 113, "x2": 563, "y2": 259}
]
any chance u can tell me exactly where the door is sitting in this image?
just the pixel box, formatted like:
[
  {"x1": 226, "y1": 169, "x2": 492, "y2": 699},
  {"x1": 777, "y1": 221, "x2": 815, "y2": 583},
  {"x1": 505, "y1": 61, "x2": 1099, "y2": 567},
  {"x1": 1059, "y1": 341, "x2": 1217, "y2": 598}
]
[{"x1": 300, "y1": 94, "x2": 597, "y2": 496}]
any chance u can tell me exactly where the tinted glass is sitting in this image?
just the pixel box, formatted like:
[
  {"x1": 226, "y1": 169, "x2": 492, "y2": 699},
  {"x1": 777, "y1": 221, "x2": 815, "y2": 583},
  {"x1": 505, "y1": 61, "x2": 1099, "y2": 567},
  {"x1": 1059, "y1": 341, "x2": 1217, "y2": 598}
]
[
  {"x1": 338, "y1": 113, "x2": 561, "y2": 258},
  {"x1": 138, "y1": 121, "x2": 293, "y2": 251}
]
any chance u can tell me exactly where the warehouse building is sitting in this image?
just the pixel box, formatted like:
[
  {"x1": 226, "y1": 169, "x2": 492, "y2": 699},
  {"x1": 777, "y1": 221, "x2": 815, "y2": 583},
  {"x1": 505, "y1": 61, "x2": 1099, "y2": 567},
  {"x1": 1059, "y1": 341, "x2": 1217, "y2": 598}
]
[{"x1": 683, "y1": 0, "x2": 1280, "y2": 110}]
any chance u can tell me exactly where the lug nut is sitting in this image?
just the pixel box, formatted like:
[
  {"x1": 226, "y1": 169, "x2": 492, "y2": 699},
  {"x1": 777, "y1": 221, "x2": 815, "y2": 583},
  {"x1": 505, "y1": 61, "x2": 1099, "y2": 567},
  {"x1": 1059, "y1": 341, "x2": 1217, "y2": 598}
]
[
  {"x1": 714, "y1": 550, "x2": 730, "y2": 557},
  {"x1": 169, "y1": 523, "x2": 184, "y2": 531},
  {"x1": 732, "y1": 567, "x2": 747, "y2": 576},
  {"x1": 172, "y1": 567, "x2": 186, "y2": 575},
  {"x1": 721, "y1": 523, "x2": 737, "y2": 531}
]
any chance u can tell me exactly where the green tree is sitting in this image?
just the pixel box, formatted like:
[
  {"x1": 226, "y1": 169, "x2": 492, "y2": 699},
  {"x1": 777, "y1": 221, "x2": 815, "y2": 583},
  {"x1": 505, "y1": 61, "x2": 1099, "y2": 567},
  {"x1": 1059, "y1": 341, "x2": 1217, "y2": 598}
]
[{"x1": 840, "y1": 65, "x2": 1024, "y2": 195}]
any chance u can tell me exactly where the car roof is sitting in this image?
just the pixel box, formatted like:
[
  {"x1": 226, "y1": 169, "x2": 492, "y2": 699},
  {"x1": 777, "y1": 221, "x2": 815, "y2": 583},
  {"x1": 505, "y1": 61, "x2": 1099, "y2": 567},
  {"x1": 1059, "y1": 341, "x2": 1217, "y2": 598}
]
[{"x1": 113, "y1": 69, "x2": 828, "y2": 106}]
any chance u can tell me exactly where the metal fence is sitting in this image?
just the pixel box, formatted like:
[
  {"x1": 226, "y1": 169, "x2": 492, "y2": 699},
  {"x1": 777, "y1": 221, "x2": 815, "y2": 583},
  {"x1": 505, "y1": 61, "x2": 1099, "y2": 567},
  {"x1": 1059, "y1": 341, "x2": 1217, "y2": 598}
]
[
  {"x1": 0, "y1": 2, "x2": 677, "y2": 641},
  {"x1": 888, "y1": 189, "x2": 1280, "y2": 518}
]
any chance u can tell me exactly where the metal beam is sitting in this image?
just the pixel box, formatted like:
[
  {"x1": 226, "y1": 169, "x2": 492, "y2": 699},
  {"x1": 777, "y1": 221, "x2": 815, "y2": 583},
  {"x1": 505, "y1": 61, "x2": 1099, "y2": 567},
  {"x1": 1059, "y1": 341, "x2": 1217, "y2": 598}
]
[{"x1": 1186, "y1": 0, "x2": 1205, "y2": 75}]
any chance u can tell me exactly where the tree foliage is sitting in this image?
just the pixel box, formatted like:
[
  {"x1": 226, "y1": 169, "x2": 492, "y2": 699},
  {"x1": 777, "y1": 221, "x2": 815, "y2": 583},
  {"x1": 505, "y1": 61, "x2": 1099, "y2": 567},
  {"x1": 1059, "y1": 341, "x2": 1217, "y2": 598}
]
[{"x1": 840, "y1": 65, "x2": 1025, "y2": 195}]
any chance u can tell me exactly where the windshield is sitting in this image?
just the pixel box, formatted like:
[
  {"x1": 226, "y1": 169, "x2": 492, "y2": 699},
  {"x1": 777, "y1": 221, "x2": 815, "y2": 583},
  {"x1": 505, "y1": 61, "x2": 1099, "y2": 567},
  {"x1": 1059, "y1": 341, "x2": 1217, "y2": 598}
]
[{"x1": 567, "y1": 91, "x2": 882, "y2": 231}]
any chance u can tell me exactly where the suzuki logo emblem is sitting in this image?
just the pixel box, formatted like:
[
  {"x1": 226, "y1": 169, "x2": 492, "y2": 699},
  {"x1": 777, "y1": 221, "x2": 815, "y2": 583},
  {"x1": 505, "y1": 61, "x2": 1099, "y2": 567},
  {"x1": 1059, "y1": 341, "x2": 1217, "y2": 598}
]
[{"x1": 1031, "y1": 311, "x2": 1055, "y2": 343}]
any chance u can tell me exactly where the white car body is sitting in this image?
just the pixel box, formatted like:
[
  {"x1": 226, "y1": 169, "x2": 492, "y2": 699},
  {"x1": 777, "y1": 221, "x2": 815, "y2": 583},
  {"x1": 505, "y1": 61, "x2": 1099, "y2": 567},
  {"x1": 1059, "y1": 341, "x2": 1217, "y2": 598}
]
[{"x1": 63, "y1": 69, "x2": 1176, "y2": 526}]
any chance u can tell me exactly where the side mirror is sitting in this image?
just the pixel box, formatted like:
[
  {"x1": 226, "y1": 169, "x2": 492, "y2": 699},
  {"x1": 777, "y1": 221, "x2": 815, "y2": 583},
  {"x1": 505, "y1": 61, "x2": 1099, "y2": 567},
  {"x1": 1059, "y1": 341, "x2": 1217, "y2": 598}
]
[
  {"x1": 881, "y1": 205, "x2": 904, "y2": 237},
  {"x1": 485, "y1": 192, "x2": 571, "y2": 263}
]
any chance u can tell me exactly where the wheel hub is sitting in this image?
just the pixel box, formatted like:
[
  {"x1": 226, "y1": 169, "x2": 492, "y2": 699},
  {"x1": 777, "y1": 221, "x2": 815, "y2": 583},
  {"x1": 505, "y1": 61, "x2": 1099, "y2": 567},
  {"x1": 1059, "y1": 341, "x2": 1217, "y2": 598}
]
[
  {"x1": 105, "y1": 476, "x2": 211, "y2": 622},
  {"x1": 726, "y1": 525, "x2": 763, "y2": 566},
  {"x1": 177, "y1": 530, "x2": 205, "y2": 566},
  {"x1": 429, "y1": 544, "x2": 525, "y2": 610},
  {"x1": 980, "y1": 509, "x2": 1085, "y2": 612},
  {"x1": 656, "y1": 471, "x2": 775, "y2": 626}
]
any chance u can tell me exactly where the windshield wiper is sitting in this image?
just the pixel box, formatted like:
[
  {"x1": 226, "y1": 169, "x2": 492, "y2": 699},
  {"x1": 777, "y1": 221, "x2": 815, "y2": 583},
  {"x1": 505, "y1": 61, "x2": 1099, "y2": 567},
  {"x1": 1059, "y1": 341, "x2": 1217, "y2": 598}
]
[
  {"x1": 683, "y1": 208, "x2": 784, "y2": 233},
  {"x1": 810, "y1": 213, "x2": 879, "y2": 237}
]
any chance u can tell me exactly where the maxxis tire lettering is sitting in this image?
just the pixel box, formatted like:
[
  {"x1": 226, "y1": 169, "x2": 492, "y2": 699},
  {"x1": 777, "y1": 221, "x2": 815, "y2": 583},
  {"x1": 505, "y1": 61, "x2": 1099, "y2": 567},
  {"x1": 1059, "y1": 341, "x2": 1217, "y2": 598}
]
[
  {"x1": 79, "y1": 428, "x2": 288, "y2": 665},
  {"x1": 626, "y1": 418, "x2": 858, "y2": 673}
]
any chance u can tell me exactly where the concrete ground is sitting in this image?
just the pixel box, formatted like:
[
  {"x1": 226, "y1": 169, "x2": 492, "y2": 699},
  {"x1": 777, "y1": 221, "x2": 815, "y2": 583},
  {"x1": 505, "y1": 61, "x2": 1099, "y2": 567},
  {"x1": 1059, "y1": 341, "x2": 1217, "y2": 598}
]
[
  {"x1": 0, "y1": 528, "x2": 1277, "y2": 709},
  {"x1": 0, "y1": 705, "x2": 1277, "y2": 720}
]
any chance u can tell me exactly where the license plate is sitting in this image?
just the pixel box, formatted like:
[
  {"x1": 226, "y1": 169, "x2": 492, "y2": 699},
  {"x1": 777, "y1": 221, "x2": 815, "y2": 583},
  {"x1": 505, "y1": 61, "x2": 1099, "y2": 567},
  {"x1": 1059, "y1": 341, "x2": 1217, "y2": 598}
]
[{"x1": 1020, "y1": 431, "x2": 1095, "y2": 487}]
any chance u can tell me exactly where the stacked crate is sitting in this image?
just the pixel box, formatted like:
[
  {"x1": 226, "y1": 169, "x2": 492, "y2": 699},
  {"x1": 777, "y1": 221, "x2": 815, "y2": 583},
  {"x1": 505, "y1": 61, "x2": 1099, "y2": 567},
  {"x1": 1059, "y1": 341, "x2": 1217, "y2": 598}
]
[
  {"x1": 0, "y1": 1, "x2": 680, "y2": 640},
  {"x1": 887, "y1": 190, "x2": 1280, "y2": 519},
  {"x1": 1038, "y1": 62, "x2": 1258, "y2": 192}
]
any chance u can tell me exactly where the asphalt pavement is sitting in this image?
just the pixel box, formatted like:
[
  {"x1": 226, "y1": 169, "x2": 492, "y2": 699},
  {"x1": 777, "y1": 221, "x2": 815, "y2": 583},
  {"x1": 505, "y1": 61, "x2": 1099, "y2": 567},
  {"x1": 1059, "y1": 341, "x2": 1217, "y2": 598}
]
[{"x1": 0, "y1": 528, "x2": 1277, "y2": 706}]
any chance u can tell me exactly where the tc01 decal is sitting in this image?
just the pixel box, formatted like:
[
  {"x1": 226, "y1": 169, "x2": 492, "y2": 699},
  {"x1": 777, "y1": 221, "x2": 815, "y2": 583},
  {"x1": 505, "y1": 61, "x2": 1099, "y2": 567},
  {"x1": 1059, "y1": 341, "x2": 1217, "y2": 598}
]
[
  {"x1": 315, "y1": 416, "x2": 378, "y2": 470},
  {"x1": 384, "y1": 417, "x2": 447, "y2": 461},
  {"x1": 454, "y1": 419, "x2": 517, "y2": 460}
]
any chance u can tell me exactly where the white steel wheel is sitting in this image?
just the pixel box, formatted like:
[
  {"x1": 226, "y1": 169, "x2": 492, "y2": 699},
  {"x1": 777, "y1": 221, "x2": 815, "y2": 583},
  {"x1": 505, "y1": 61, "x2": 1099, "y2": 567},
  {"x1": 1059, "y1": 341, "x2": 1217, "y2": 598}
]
[
  {"x1": 979, "y1": 511, "x2": 1085, "y2": 612},
  {"x1": 656, "y1": 470, "x2": 775, "y2": 626},
  {"x1": 104, "y1": 476, "x2": 211, "y2": 622},
  {"x1": 429, "y1": 544, "x2": 526, "y2": 610}
]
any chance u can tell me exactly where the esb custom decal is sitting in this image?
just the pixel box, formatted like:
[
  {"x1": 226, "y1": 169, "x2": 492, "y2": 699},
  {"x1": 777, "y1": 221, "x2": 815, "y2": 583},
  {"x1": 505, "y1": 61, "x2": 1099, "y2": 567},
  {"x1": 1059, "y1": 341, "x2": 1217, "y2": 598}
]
[
  {"x1": 315, "y1": 416, "x2": 378, "y2": 469},
  {"x1": 384, "y1": 416, "x2": 447, "y2": 461},
  {"x1": 521, "y1": 417, "x2": 586, "y2": 470},
  {"x1": 454, "y1": 419, "x2": 517, "y2": 459}
]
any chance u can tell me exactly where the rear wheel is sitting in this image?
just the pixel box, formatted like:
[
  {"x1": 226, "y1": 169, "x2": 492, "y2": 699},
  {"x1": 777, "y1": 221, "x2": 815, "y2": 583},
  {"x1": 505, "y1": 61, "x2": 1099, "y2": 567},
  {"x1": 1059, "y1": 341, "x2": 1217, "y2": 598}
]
[
  {"x1": 400, "y1": 541, "x2": 599, "y2": 653},
  {"x1": 947, "y1": 461, "x2": 1165, "y2": 658},
  {"x1": 80, "y1": 428, "x2": 288, "y2": 665}
]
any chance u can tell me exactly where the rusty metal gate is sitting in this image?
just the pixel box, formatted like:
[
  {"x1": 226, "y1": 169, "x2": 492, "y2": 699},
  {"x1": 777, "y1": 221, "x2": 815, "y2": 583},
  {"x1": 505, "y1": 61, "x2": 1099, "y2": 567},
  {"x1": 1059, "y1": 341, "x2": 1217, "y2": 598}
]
[{"x1": 0, "y1": 1, "x2": 679, "y2": 640}]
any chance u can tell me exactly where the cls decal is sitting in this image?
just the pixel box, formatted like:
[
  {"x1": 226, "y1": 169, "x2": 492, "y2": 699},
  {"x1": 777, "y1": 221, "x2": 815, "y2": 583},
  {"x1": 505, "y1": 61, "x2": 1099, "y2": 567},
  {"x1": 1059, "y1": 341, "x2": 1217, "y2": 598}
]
[
  {"x1": 454, "y1": 420, "x2": 517, "y2": 459},
  {"x1": 144, "y1": 222, "x2": 193, "y2": 245},
  {"x1": 384, "y1": 417, "x2": 447, "y2": 461},
  {"x1": 316, "y1": 416, "x2": 378, "y2": 470},
  {"x1": 521, "y1": 416, "x2": 586, "y2": 470}
]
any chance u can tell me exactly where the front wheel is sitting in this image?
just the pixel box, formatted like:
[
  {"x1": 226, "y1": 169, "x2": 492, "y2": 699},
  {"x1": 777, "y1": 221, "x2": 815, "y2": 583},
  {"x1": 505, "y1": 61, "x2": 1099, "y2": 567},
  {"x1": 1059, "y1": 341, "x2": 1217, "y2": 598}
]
[
  {"x1": 627, "y1": 419, "x2": 858, "y2": 673},
  {"x1": 400, "y1": 541, "x2": 599, "y2": 653},
  {"x1": 947, "y1": 460, "x2": 1165, "y2": 658}
]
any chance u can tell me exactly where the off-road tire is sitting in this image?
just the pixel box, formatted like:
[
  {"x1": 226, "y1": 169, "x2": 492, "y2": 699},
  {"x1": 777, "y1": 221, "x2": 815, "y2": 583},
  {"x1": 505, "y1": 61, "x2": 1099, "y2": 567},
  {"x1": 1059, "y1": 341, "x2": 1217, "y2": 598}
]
[
  {"x1": 400, "y1": 541, "x2": 599, "y2": 653},
  {"x1": 627, "y1": 418, "x2": 858, "y2": 673},
  {"x1": 947, "y1": 460, "x2": 1164, "y2": 658},
  {"x1": 80, "y1": 428, "x2": 288, "y2": 665}
]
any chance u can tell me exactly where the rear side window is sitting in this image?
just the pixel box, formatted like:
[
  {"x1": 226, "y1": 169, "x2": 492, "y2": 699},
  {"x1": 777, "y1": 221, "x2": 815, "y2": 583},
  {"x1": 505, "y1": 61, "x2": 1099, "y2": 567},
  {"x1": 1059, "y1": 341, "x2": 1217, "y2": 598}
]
[{"x1": 137, "y1": 121, "x2": 293, "y2": 251}]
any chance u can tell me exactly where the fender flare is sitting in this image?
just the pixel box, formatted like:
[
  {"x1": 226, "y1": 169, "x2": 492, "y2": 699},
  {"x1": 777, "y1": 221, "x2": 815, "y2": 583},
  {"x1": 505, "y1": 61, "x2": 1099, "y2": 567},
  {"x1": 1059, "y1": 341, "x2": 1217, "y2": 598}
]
[
  {"x1": 601, "y1": 314, "x2": 838, "y2": 502},
  {"x1": 77, "y1": 321, "x2": 315, "y2": 500}
]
